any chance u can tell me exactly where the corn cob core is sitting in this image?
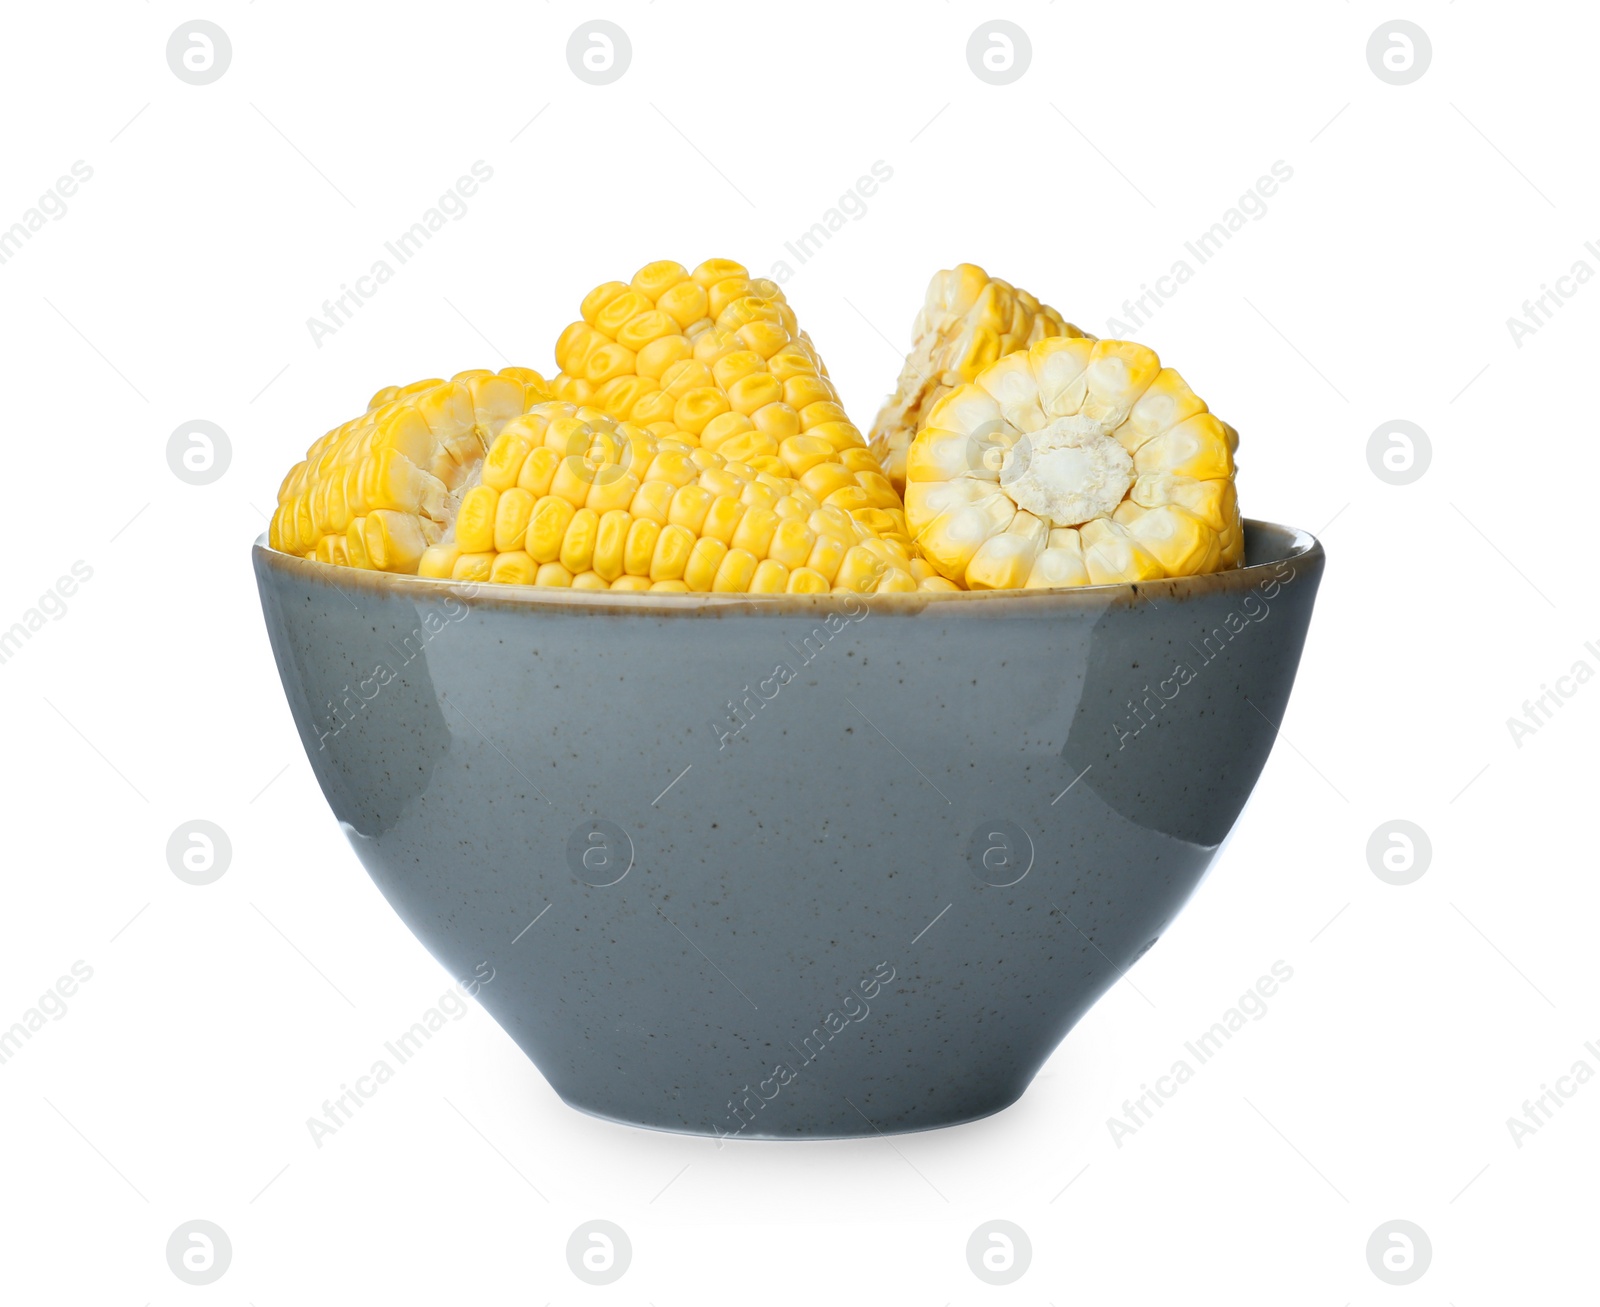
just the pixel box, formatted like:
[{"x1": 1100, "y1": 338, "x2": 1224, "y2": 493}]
[
  {"x1": 268, "y1": 368, "x2": 552, "y2": 571},
  {"x1": 414, "y1": 400, "x2": 936, "y2": 594},
  {"x1": 870, "y1": 263, "x2": 1088, "y2": 495},
  {"x1": 904, "y1": 337, "x2": 1244, "y2": 590}
]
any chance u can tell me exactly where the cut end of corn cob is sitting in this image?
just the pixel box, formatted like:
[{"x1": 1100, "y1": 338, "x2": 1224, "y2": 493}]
[
  {"x1": 869, "y1": 264, "x2": 1088, "y2": 495},
  {"x1": 268, "y1": 368, "x2": 553, "y2": 569},
  {"x1": 904, "y1": 336, "x2": 1244, "y2": 590}
]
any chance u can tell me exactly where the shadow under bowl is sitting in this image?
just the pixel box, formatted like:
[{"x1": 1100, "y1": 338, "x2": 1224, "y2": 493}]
[{"x1": 254, "y1": 519, "x2": 1324, "y2": 1138}]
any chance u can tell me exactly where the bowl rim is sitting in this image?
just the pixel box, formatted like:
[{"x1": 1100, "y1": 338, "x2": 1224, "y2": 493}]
[{"x1": 252, "y1": 518, "x2": 1321, "y2": 617}]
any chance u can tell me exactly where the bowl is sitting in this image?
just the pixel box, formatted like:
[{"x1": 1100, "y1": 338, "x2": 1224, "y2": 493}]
[{"x1": 254, "y1": 519, "x2": 1323, "y2": 1138}]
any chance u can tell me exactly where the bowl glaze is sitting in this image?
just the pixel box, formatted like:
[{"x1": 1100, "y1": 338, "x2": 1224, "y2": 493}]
[{"x1": 254, "y1": 520, "x2": 1323, "y2": 1137}]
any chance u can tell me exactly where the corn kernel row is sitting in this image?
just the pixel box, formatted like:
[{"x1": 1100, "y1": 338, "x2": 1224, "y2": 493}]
[{"x1": 415, "y1": 402, "x2": 946, "y2": 594}]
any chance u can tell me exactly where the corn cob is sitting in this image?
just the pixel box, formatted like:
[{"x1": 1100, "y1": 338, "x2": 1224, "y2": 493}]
[
  {"x1": 549, "y1": 260, "x2": 916, "y2": 545},
  {"x1": 904, "y1": 336, "x2": 1244, "y2": 589},
  {"x1": 869, "y1": 264, "x2": 1087, "y2": 495},
  {"x1": 269, "y1": 368, "x2": 552, "y2": 570},
  {"x1": 413, "y1": 400, "x2": 932, "y2": 594}
]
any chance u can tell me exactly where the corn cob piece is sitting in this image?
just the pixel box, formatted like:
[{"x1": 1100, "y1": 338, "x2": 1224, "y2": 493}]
[
  {"x1": 268, "y1": 367, "x2": 551, "y2": 569},
  {"x1": 869, "y1": 264, "x2": 1088, "y2": 495},
  {"x1": 904, "y1": 337, "x2": 1244, "y2": 589},
  {"x1": 548, "y1": 259, "x2": 924, "y2": 559},
  {"x1": 414, "y1": 400, "x2": 931, "y2": 595}
]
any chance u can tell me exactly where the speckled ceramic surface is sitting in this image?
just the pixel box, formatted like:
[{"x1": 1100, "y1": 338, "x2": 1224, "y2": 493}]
[{"x1": 254, "y1": 519, "x2": 1323, "y2": 1138}]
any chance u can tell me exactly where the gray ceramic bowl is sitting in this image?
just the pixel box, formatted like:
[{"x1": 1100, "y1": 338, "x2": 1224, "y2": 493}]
[{"x1": 254, "y1": 519, "x2": 1323, "y2": 1138}]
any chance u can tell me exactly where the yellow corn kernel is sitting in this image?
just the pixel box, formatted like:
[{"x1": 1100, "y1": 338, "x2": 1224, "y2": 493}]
[
  {"x1": 712, "y1": 547, "x2": 760, "y2": 592},
  {"x1": 455, "y1": 485, "x2": 499, "y2": 553},
  {"x1": 592, "y1": 509, "x2": 631, "y2": 582},
  {"x1": 767, "y1": 517, "x2": 816, "y2": 570},
  {"x1": 517, "y1": 445, "x2": 561, "y2": 497},
  {"x1": 525, "y1": 495, "x2": 577, "y2": 564},
  {"x1": 749, "y1": 558, "x2": 790, "y2": 593},
  {"x1": 490, "y1": 551, "x2": 537, "y2": 585},
  {"x1": 629, "y1": 478, "x2": 676, "y2": 524},
  {"x1": 364, "y1": 511, "x2": 429, "y2": 573},
  {"x1": 667, "y1": 484, "x2": 715, "y2": 534},
  {"x1": 731, "y1": 504, "x2": 780, "y2": 558},
  {"x1": 418, "y1": 544, "x2": 461, "y2": 578},
  {"x1": 650, "y1": 523, "x2": 697, "y2": 581},
  {"x1": 787, "y1": 567, "x2": 830, "y2": 594},
  {"x1": 493, "y1": 487, "x2": 537, "y2": 552},
  {"x1": 623, "y1": 517, "x2": 661, "y2": 575},
  {"x1": 452, "y1": 552, "x2": 494, "y2": 582},
  {"x1": 560, "y1": 507, "x2": 601, "y2": 574}
]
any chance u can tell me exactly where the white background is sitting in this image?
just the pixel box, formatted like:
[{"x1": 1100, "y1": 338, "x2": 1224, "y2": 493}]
[{"x1": 1, "y1": 1, "x2": 1595, "y2": 1301}]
